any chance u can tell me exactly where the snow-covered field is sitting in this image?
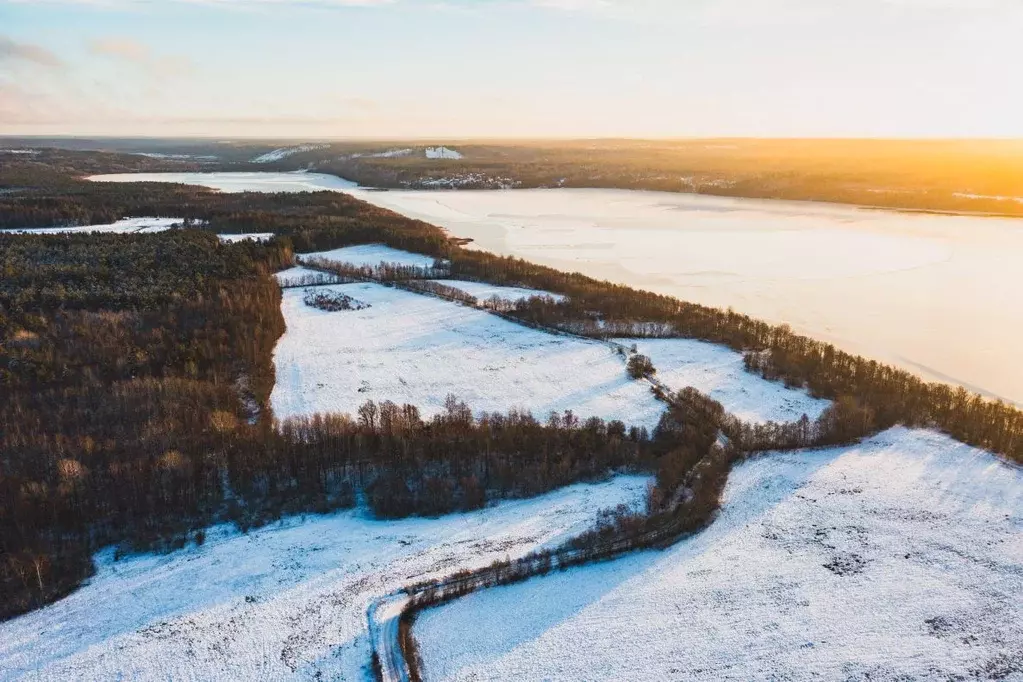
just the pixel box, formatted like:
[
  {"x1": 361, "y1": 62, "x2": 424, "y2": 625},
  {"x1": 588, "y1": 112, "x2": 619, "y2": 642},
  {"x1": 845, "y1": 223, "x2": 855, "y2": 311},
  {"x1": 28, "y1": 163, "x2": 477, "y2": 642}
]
[
  {"x1": 1, "y1": 217, "x2": 186, "y2": 235},
  {"x1": 269, "y1": 273, "x2": 666, "y2": 428},
  {"x1": 618, "y1": 338, "x2": 830, "y2": 424},
  {"x1": 252, "y1": 145, "x2": 328, "y2": 163},
  {"x1": 0, "y1": 217, "x2": 271, "y2": 243},
  {"x1": 0, "y1": 477, "x2": 649, "y2": 682},
  {"x1": 132, "y1": 152, "x2": 218, "y2": 161},
  {"x1": 429, "y1": 279, "x2": 564, "y2": 304},
  {"x1": 425, "y1": 147, "x2": 463, "y2": 160},
  {"x1": 275, "y1": 246, "x2": 825, "y2": 427},
  {"x1": 417, "y1": 427, "x2": 1023, "y2": 682},
  {"x1": 300, "y1": 243, "x2": 441, "y2": 270},
  {"x1": 218, "y1": 232, "x2": 275, "y2": 243}
]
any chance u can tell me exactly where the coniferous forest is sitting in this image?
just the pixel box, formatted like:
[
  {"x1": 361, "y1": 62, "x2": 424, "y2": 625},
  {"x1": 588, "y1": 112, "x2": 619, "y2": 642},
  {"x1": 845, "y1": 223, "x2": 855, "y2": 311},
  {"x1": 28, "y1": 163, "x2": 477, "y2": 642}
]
[{"x1": 1, "y1": 151, "x2": 1021, "y2": 621}]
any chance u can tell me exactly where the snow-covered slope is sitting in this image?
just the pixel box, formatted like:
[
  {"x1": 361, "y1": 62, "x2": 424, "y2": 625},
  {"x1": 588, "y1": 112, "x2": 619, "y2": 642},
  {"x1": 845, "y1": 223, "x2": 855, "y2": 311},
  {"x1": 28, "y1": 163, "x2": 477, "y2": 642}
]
[
  {"x1": 425, "y1": 147, "x2": 463, "y2": 160},
  {"x1": 0, "y1": 478, "x2": 649, "y2": 682},
  {"x1": 1, "y1": 217, "x2": 186, "y2": 235},
  {"x1": 300, "y1": 243, "x2": 441, "y2": 270},
  {"x1": 428, "y1": 280, "x2": 565, "y2": 304},
  {"x1": 417, "y1": 428, "x2": 1023, "y2": 681},
  {"x1": 372, "y1": 148, "x2": 414, "y2": 158},
  {"x1": 269, "y1": 277, "x2": 665, "y2": 428},
  {"x1": 617, "y1": 338, "x2": 830, "y2": 424},
  {"x1": 252, "y1": 145, "x2": 327, "y2": 163},
  {"x1": 218, "y1": 232, "x2": 275, "y2": 243}
]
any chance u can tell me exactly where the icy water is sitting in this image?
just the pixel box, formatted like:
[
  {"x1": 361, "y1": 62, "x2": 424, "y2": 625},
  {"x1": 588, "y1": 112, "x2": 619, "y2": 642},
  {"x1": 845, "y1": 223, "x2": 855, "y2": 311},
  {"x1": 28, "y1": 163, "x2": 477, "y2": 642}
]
[{"x1": 90, "y1": 172, "x2": 1023, "y2": 406}]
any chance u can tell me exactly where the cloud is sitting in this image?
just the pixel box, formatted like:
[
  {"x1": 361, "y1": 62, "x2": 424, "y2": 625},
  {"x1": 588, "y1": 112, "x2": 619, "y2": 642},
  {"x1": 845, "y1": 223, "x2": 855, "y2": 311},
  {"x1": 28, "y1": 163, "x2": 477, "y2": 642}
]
[
  {"x1": 89, "y1": 37, "x2": 149, "y2": 61},
  {"x1": 88, "y1": 37, "x2": 194, "y2": 77},
  {"x1": 0, "y1": 35, "x2": 64, "y2": 68}
]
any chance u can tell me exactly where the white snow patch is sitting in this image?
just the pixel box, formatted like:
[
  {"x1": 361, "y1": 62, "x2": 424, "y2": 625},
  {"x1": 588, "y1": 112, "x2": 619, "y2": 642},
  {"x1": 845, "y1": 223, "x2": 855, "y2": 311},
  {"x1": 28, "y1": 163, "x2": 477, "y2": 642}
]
[
  {"x1": 1, "y1": 217, "x2": 188, "y2": 235},
  {"x1": 0, "y1": 148, "x2": 39, "y2": 155},
  {"x1": 418, "y1": 428, "x2": 1023, "y2": 682},
  {"x1": 0, "y1": 477, "x2": 650, "y2": 682},
  {"x1": 430, "y1": 280, "x2": 565, "y2": 304},
  {"x1": 371, "y1": 148, "x2": 414, "y2": 158},
  {"x1": 300, "y1": 243, "x2": 442, "y2": 270},
  {"x1": 274, "y1": 265, "x2": 332, "y2": 287},
  {"x1": 218, "y1": 232, "x2": 275, "y2": 243},
  {"x1": 132, "y1": 152, "x2": 218, "y2": 161},
  {"x1": 617, "y1": 338, "x2": 831, "y2": 424},
  {"x1": 425, "y1": 146, "x2": 464, "y2": 160},
  {"x1": 251, "y1": 145, "x2": 328, "y2": 164},
  {"x1": 270, "y1": 281, "x2": 666, "y2": 428}
]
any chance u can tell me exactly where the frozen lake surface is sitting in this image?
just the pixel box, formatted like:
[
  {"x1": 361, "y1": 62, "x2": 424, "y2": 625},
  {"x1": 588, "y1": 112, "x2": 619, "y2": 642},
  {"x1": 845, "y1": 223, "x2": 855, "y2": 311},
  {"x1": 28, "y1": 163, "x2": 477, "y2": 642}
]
[{"x1": 89, "y1": 172, "x2": 1023, "y2": 406}]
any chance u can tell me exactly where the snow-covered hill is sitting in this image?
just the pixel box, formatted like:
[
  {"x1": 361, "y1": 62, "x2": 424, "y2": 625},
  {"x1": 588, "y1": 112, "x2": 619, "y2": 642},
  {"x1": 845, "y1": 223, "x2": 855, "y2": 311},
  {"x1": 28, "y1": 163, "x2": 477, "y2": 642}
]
[
  {"x1": 425, "y1": 147, "x2": 463, "y2": 160},
  {"x1": 0, "y1": 478, "x2": 649, "y2": 681},
  {"x1": 617, "y1": 338, "x2": 830, "y2": 425},
  {"x1": 252, "y1": 145, "x2": 328, "y2": 164},
  {"x1": 269, "y1": 274, "x2": 666, "y2": 427},
  {"x1": 417, "y1": 427, "x2": 1023, "y2": 681},
  {"x1": 1, "y1": 217, "x2": 187, "y2": 235}
]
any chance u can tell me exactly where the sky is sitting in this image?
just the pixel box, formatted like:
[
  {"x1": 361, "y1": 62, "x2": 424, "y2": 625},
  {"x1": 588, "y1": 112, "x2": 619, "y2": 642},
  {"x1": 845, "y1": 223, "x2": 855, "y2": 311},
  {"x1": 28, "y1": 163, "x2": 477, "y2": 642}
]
[{"x1": 1, "y1": 0, "x2": 1022, "y2": 139}]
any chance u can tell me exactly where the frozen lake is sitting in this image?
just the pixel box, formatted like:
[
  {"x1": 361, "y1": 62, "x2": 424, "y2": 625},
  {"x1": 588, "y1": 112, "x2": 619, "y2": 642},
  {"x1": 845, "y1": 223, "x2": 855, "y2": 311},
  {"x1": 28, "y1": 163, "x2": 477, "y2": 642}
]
[{"x1": 90, "y1": 172, "x2": 1023, "y2": 406}]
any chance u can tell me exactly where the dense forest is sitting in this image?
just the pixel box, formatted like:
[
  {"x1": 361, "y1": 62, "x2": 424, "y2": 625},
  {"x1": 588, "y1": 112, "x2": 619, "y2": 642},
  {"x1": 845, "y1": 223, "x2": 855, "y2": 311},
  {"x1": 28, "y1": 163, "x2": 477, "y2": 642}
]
[{"x1": 2, "y1": 150, "x2": 1021, "y2": 624}]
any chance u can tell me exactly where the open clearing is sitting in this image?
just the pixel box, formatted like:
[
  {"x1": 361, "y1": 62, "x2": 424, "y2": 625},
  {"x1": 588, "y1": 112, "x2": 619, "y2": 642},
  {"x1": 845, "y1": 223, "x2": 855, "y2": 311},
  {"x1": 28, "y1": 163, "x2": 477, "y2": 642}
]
[
  {"x1": 269, "y1": 272, "x2": 666, "y2": 427},
  {"x1": 218, "y1": 232, "x2": 275, "y2": 243},
  {"x1": 0, "y1": 477, "x2": 649, "y2": 681},
  {"x1": 618, "y1": 338, "x2": 831, "y2": 424},
  {"x1": 301, "y1": 243, "x2": 442, "y2": 270},
  {"x1": 427, "y1": 279, "x2": 564, "y2": 304},
  {"x1": 270, "y1": 261, "x2": 826, "y2": 428},
  {"x1": 272, "y1": 247, "x2": 825, "y2": 427},
  {"x1": 417, "y1": 427, "x2": 1023, "y2": 682},
  {"x1": 1, "y1": 217, "x2": 186, "y2": 235}
]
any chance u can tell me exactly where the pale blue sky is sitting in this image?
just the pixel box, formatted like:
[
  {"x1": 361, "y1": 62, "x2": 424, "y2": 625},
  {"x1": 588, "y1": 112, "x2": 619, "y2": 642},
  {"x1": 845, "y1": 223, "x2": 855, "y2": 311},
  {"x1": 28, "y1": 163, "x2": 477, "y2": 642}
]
[{"x1": 2, "y1": 0, "x2": 1022, "y2": 138}]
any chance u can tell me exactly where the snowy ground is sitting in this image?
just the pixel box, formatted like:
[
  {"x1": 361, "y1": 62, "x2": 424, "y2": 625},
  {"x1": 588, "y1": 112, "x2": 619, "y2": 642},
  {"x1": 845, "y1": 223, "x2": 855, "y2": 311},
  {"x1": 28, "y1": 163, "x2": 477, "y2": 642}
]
[
  {"x1": 428, "y1": 279, "x2": 565, "y2": 304},
  {"x1": 218, "y1": 232, "x2": 275, "y2": 243},
  {"x1": 0, "y1": 477, "x2": 649, "y2": 682},
  {"x1": 300, "y1": 243, "x2": 442, "y2": 270},
  {"x1": 252, "y1": 145, "x2": 328, "y2": 163},
  {"x1": 1, "y1": 217, "x2": 186, "y2": 235},
  {"x1": 417, "y1": 427, "x2": 1023, "y2": 682},
  {"x1": 618, "y1": 338, "x2": 831, "y2": 424},
  {"x1": 269, "y1": 274, "x2": 666, "y2": 428},
  {"x1": 132, "y1": 152, "x2": 218, "y2": 161},
  {"x1": 425, "y1": 147, "x2": 463, "y2": 160}
]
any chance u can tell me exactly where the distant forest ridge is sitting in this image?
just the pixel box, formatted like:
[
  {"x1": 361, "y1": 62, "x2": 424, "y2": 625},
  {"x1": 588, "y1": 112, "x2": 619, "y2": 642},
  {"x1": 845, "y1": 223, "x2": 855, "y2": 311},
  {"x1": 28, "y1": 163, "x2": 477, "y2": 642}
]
[{"x1": 3, "y1": 138, "x2": 1023, "y2": 217}]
